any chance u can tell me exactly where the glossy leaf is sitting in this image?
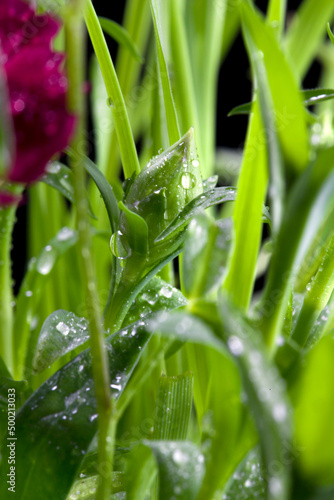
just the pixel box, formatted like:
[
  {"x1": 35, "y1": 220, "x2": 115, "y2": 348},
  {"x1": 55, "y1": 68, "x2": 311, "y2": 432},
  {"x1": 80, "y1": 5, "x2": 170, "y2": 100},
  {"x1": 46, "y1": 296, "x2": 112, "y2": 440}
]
[
  {"x1": 155, "y1": 187, "x2": 237, "y2": 243},
  {"x1": 125, "y1": 444, "x2": 157, "y2": 500},
  {"x1": 223, "y1": 448, "x2": 265, "y2": 499},
  {"x1": 42, "y1": 162, "x2": 75, "y2": 204},
  {"x1": 98, "y1": 17, "x2": 143, "y2": 62},
  {"x1": 0, "y1": 319, "x2": 153, "y2": 500},
  {"x1": 124, "y1": 276, "x2": 187, "y2": 326},
  {"x1": 13, "y1": 227, "x2": 78, "y2": 380},
  {"x1": 32, "y1": 310, "x2": 90, "y2": 374},
  {"x1": 143, "y1": 440, "x2": 205, "y2": 500}
]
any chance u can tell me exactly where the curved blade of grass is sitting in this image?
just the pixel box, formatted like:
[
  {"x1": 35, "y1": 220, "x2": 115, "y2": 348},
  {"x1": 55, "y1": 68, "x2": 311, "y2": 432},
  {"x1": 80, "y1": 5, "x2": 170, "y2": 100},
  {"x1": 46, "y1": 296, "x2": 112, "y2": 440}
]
[
  {"x1": 230, "y1": 88, "x2": 334, "y2": 116},
  {"x1": 84, "y1": 0, "x2": 140, "y2": 179},
  {"x1": 98, "y1": 17, "x2": 143, "y2": 62},
  {"x1": 241, "y1": 1, "x2": 309, "y2": 172},
  {"x1": 328, "y1": 22, "x2": 334, "y2": 46},
  {"x1": 0, "y1": 319, "x2": 152, "y2": 500},
  {"x1": 258, "y1": 146, "x2": 334, "y2": 352},
  {"x1": 150, "y1": 0, "x2": 180, "y2": 145},
  {"x1": 223, "y1": 101, "x2": 268, "y2": 311},
  {"x1": 13, "y1": 228, "x2": 78, "y2": 380},
  {"x1": 154, "y1": 187, "x2": 237, "y2": 243},
  {"x1": 285, "y1": 0, "x2": 334, "y2": 80}
]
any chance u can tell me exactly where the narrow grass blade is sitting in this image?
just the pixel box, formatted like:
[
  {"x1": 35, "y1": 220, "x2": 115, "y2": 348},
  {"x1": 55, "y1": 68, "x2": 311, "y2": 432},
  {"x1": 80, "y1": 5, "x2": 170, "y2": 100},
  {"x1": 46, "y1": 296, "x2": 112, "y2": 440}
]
[
  {"x1": 153, "y1": 373, "x2": 193, "y2": 441},
  {"x1": 241, "y1": 1, "x2": 309, "y2": 172},
  {"x1": 266, "y1": 0, "x2": 287, "y2": 38},
  {"x1": 98, "y1": 17, "x2": 143, "y2": 62},
  {"x1": 223, "y1": 101, "x2": 268, "y2": 311},
  {"x1": 258, "y1": 147, "x2": 334, "y2": 352},
  {"x1": 150, "y1": 0, "x2": 180, "y2": 145},
  {"x1": 285, "y1": 0, "x2": 334, "y2": 80},
  {"x1": 154, "y1": 187, "x2": 237, "y2": 243},
  {"x1": 85, "y1": 0, "x2": 140, "y2": 179}
]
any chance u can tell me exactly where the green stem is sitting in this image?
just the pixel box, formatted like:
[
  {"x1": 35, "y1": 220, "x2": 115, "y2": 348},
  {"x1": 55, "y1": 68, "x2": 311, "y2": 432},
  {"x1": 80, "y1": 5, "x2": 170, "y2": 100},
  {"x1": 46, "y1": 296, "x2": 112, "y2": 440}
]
[
  {"x1": 84, "y1": 0, "x2": 140, "y2": 179},
  {"x1": 65, "y1": 4, "x2": 114, "y2": 500},
  {"x1": 0, "y1": 204, "x2": 16, "y2": 375}
]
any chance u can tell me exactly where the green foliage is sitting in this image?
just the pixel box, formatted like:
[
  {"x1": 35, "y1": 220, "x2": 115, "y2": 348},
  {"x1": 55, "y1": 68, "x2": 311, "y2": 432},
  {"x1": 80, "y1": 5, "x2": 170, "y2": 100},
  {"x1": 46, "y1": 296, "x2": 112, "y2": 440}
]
[{"x1": 3, "y1": 1, "x2": 334, "y2": 499}]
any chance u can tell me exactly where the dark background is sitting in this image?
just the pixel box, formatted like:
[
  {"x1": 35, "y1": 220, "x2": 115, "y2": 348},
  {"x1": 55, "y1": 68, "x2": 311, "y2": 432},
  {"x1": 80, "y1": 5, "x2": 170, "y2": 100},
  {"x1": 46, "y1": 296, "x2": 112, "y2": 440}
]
[{"x1": 12, "y1": 0, "x2": 320, "y2": 292}]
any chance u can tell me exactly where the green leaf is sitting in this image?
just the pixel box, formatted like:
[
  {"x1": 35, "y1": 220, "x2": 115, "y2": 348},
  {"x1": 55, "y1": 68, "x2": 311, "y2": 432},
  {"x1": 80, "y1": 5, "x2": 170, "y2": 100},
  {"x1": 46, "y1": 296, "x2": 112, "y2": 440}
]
[
  {"x1": 223, "y1": 101, "x2": 268, "y2": 311},
  {"x1": 218, "y1": 297, "x2": 292, "y2": 500},
  {"x1": 242, "y1": 35, "x2": 284, "y2": 233},
  {"x1": 42, "y1": 163, "x2": 75, "y2": 204},
  {"x1": 0, "y1": 319, "x2": 153, "y2": 500},
  {"x1": 241, "y1": 1, "x2": 309, "y2": 172},
  {"x1": 118, "y1": 201, "x2": 149, "y2": 256},
  {"x1": 153, "y1": 373, "x2": 193, "y2": 441},
  {"x1": 259, "y1": 146, "x2": 334, "y2": 352},
  {"x1": 154, "y1": 187, "x2": 237, "y2": 243},
  {"x1": 66, "y1": 472, "x2": 125, "y2": 500},
  {"x1": 182, "y1": 215, "x2": 233, "y2": 298},
  {"x1": 124, "y1": 276, "x2": 187, "y2": 326},
  {"x1": 98, "y1": 17, "x2": 143, "y2": 62},
  {"x1": 42, "y1": 162, "x2": 96, "y2": 219},
  {"x1": 150, "y1": 0, "x2": 180, "y2": 145},
  {"x1": 13, "y1": 227, "x2": 78, "y2": 380},
  {"x1": 124, "y1": 444, "x2": 157, "y2": 500},
  {"x1": 294, "y1": 334, "x2": 334, "y2": 484},
  {"x1": 285, "y1": 0, "x2": 334, "y2": 80},
  {"x1": 143, "y1": 440, "x2": 205, "y2": 500},
  {"x1": 81, "y1": 155, "x2": 120, "y2": 233},
  {"x1": 223, "y1": 448, "x2": 266, "y2": 499},
  {"x1": 32, "y1": 310, "x2": 90, "y2": 374}
]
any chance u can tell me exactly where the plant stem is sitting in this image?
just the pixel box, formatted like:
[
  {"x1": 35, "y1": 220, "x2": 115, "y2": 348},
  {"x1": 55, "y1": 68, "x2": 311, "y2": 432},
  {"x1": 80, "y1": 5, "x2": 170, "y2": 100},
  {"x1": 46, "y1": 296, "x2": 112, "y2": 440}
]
[
  {"x1": 0, "y1": 204, "x2": 16, "y2": 375},
  {"x1": 65, "y1": 3, "x2": 113, "y2": 499},
  {"x1": 84, "y1": 0, "x2": 140, "y2": 179}
]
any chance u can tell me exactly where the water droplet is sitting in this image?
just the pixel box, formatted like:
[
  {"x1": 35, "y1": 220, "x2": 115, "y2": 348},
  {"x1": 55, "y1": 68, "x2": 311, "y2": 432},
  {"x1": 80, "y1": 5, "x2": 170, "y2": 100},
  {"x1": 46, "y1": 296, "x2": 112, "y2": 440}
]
[
  {"x1": 160, "y1": 286, "x2": 173, "y2": 298},
  {"x1": 110, "y1": 231, "x2": 131, "y2": 260},
  {"x1": 228, "y1": 336, "x2": 244, "y2": 356},
  {"x1": 58, "y1": 227, "x2": 75, "y2": 241},
  {"x1": 106, "y1": 96, "x2": 114, "y2": 108},
  {"x1": 273, "y1": 403, "x2": 287, "y2": 422},
  {"x1": 181, "y1": 172, "x2": 197, "y2": 190},
  {"x1": 51, "y1": 385, "x2": 58, "y2": 391},
  {"x1": 172, "y1": 449, "x2": 189, "y2": 464},
  {"x1": 192, "y1": 159, "x2": 200, "y2": 168},
  {"x1": 36, "y1": 246, "x2": 56, "y2": 275},
  {"x1": 25, "y1": 290, "x2": 33, "y2": 297},
  {"x1": 56, "y1": 322, "x2": 70, "y2": 336}
]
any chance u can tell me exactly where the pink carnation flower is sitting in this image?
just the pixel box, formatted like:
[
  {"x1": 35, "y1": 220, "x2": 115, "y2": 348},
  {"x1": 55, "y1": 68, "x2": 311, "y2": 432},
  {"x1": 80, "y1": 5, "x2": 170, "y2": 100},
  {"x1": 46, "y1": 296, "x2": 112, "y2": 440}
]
[{"x1": 0, "y1": 0, "x2": 75, "y2": 191}]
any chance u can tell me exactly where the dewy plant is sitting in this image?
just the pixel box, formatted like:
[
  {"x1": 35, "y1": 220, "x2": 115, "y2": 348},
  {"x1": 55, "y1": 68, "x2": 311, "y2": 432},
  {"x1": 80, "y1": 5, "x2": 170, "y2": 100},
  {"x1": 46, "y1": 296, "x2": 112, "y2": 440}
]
[{"x1": 1, "y1": 0, "x2": 334, "y2": 499}]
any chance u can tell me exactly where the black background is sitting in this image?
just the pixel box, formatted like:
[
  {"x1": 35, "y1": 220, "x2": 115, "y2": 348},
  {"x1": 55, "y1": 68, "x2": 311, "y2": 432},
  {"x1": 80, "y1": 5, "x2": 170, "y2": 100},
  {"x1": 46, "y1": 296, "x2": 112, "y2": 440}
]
[{"x1": 12, "y1": 0, "x2": 321, "y2": 291}]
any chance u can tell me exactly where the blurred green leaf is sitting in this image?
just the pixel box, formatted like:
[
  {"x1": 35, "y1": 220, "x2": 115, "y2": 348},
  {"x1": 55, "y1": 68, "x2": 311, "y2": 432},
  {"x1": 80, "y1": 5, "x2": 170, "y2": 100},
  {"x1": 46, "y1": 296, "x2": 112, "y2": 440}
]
[
  {"x1": 285, "y1": 0, "x2": 334, "y2": 80},
  {"x1": 98, "y1": 17, "x2": 143, "y2": 62},
  {"x1": 0, "y1": 319, "x2": 153, "y2": 500},
  {"x1": 218, "y1": 297, "x2": 292, "y2": 500},
  {"x1": 13, "y1": 228, "x2": 78, "y2": 380},
  {"x1": 143, "y1": 440, "x2": 205, "y2": 500},
  {"x1": 223, "y1": 448, "x2": 266, "y2": 499},
  {"x1": 125, "y1": 444, "x2": 157, "y2": 500},
  {"x1": 32, "y1": 310, "x2": 90, "y2": 374},
  {"x1": 294, "y1": 335, "x2": 334, "y2": 485}
]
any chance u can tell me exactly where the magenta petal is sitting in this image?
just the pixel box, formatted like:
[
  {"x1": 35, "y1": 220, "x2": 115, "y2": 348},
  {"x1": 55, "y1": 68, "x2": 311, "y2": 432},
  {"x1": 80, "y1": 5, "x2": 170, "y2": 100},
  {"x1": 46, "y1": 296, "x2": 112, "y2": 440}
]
[
  {"x1": 0, "y1": 0, "x2": 59, "y2": 63},
  {"x1": 0, "y1": 190, "x2": 21, "y2": 206}
]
